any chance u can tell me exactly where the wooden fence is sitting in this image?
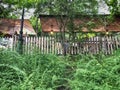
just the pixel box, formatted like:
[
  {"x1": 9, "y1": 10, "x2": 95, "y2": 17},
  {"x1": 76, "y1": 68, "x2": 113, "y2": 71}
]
[{"x1": 0, "y1": 36, "x2": 120, "y2": 55}]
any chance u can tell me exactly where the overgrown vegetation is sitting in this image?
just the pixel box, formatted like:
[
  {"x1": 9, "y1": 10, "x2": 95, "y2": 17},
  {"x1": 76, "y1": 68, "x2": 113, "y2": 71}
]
[{"x1": 0, "y1": 49, "x2": 120, "y2": 90}]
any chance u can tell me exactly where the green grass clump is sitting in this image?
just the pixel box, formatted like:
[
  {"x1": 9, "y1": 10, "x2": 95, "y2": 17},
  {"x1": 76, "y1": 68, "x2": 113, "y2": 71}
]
[{"x1": 0, "y1": 49, "x2": 120, "y2": 90}]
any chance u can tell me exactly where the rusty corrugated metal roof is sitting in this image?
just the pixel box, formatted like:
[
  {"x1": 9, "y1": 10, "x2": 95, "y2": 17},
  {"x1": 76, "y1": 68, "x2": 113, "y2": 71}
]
[
  {"x1": 39, "y1": 15, "x2": 120, "y2": 33},
  {"x1": 0, "y1": 19, "x2": 36, "y2": 35}
]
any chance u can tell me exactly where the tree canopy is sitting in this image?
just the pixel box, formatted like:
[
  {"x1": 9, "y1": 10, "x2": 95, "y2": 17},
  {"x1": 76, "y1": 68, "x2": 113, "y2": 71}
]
[
  {"x1": 0, "y1": 0, "x2": 45, "y2": 18},
  {"x1": 35, "y1": 0, "x2": 98, "y2": 16},
  {"x1": 0, "y1": 0, "x2": 119, "y2": 18},
  {"x1": 104, "y1": 0, "x2": 120, "y2": 16}
]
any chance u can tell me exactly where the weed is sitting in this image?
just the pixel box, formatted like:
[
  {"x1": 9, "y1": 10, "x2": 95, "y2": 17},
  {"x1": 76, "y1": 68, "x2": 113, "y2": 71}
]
[{"x1": 0, "y1": 49, "x2": 120, "y2": 90}]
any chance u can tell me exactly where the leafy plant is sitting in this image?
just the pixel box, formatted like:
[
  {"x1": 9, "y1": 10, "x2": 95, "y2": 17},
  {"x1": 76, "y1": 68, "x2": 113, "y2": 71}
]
[{"x1": 0, "y1": 49, "x2": 120, "y2": 90}]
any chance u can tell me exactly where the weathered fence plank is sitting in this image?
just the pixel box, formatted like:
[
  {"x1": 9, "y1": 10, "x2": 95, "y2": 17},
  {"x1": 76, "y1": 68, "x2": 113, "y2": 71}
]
[{"x1": 0, "y1": 36, "x2": 120, "y2": 55}]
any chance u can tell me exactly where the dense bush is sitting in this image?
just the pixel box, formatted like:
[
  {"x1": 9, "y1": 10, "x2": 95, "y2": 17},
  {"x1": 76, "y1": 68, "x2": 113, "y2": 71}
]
[{"x1": 0, "y1": 49, "x2": 120, "y2": 90}]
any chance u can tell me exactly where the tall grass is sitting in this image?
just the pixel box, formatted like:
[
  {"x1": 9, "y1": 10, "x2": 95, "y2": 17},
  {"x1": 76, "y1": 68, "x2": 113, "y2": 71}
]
[{"x1": 0, "y1": 49, "x2": 120, "y2": 90}]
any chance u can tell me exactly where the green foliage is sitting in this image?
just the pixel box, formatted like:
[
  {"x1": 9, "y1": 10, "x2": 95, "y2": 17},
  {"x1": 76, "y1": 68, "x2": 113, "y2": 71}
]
[
  {"x1": 30, "y1": 16, "x2": 42, "y2": 36},
  {"x1": 0, "y1": 50, "x2": 69, "y2": 89},
  {"x1": 77, "y1": 33, "x2": 96, "y2": 40},
  {"x1": 0, "y1": 0, "x2": 45, "y2": 18},
  {"x1": 86, "y1": 21, "x2": 96, "y2": 31},
  {"x1": 0, "y1": 49, "x2": 120, "y2": 89},
  {"x1": 35, "y1": 0, "x2": 98, "y2": 15},
  {"x1": 104, "y1": 0, "x2": 120, "y2": 16}
]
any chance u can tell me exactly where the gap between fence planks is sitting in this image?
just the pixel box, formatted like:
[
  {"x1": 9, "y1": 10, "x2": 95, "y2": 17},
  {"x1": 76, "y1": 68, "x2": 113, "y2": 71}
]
[{"x1": 0, "y1": 36, "x2": 120, "y2": 55}]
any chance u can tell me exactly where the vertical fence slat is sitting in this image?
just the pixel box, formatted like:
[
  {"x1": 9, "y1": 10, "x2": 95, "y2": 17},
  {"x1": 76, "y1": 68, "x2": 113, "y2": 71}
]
[{"x1": 1, "y1": 35, "x2": 120, "y2": 55}]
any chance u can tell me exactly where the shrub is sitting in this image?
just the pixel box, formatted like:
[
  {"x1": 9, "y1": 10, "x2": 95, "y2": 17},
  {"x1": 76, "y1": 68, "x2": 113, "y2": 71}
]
[{"x1": 0, "y1": 49, "x2": 120, "y2": 90}]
